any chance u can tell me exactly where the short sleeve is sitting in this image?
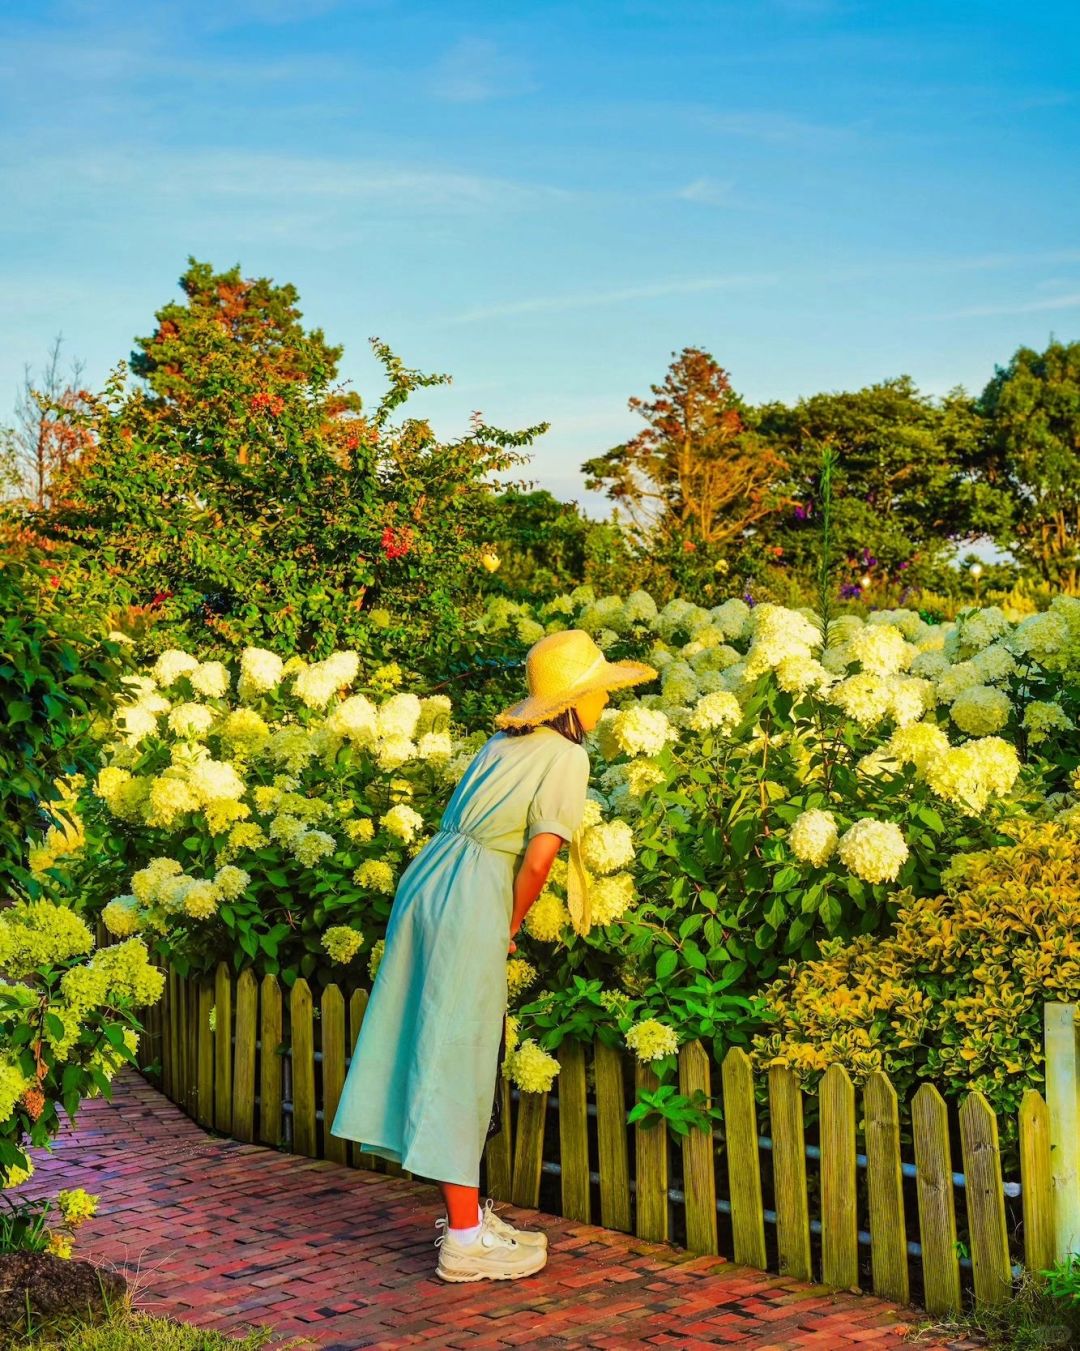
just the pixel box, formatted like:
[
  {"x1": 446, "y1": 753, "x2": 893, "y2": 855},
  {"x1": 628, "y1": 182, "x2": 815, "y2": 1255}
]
[{"x1": 527, "y1": 745, "x2": 590, "y2": 843}]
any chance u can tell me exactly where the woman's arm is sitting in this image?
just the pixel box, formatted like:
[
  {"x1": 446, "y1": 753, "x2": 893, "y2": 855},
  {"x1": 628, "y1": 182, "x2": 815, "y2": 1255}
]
[{"x1": 508, "y1": 831, "x2": 564, "y2": 952}]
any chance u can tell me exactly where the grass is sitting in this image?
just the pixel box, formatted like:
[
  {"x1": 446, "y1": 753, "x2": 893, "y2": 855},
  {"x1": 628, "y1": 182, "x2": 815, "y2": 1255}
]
[
  {"x1": 5, "y1": 1314, "x2": 289, "y2": 1350},
  {"x1": 909, "y1": 1271, "x2": 1080, "y2": 1349}
]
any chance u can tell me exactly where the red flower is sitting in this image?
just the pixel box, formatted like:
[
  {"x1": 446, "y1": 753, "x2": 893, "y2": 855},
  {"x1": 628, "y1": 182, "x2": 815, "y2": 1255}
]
[
  {"x1": 682, "y1": 539, "x2": 697, "y2": 553},
  {"x1": 151, "y1": 590, "x2": 174, "y2": 608},
  {"x1": 249, "y1": 392, "x2": 285, "y2": 417},
  {"x1": 47, "y1": 574, "x2": 60, "y2": 589},
  {"x1": 381, "y1": 525, "x2": 414, "y2": 561}
]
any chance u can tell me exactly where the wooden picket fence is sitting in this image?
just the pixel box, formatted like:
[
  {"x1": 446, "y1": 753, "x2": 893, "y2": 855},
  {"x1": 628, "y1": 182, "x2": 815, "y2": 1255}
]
[{"x1": 132, "y1": 961, "x2": 1080, "y2": 1317}]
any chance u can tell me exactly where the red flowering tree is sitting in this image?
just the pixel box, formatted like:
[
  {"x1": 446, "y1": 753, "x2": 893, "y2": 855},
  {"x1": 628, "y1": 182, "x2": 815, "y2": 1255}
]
[{"x1": 37, "y1": 260, "x2": 546, "y2": 661}]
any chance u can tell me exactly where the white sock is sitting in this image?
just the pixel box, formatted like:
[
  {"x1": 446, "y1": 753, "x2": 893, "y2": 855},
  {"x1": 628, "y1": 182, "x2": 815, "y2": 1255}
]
[{"x1": 449, "y1": 1219, "x2": 483, "y2": 1245}]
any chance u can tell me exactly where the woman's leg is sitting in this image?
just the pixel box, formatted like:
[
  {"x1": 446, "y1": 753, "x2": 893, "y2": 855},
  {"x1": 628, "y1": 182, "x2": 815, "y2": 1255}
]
[{"x1": 439, "y1": 1181, "x2": 481, "y2": 1229}]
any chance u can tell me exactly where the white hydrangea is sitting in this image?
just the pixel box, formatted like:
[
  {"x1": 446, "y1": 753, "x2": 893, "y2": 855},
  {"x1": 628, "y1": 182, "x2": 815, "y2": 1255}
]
[
  {"x1": 609, "y1": 706, "x2": 674, "y2": 758},
  {"x1": 376, "y1": 735, "x2": 417, "y2": 770},
  {"x1": 688, "y1": 690, "x2": 742, "y2": 734},
  {"x1": 788, "y1": 809, "x2": 838, "y2": 868},
  {"x1": 293, "y1": 652, "x2": 359, "y2": 709},
  {"x1": 239, "y1": 647, "x2": 284, "y2": 694},
  {"x1": 581, "y1": 820, "x2": 635, "y2": 874},
  {"x1": 327, "y1": 694, "x2": 379, "y2": 743},
  {"x1": 168, "y1": 703, "x2": 216, "y2": 738},
  {"x1": 153, "y1": 650, "x2": 200, "y2": 687},
  {"x1": 847, "y1": 624, "x2": 914, "y2": 676},
  {"x1": 380, "y1": 803, "x2": 424, "y2": 843},
  {"x1": 949, "y1": 684, "x2": 1012, "y2": 736},
  {"x1": 709, "y1": 598, "x2": 751, "y2": 641},
  {"x1": 377, "y1": 694, "x2": 422, "y2": 741},
  {"x1": 828, "y1": 673, "x2": 893, "y2": 729},
  {"x1": 189, "y1": 662, "x2": 231, "y2": 699},
  {"x1": 836, "y1": 818, "x2": 909, "y2": 884}
]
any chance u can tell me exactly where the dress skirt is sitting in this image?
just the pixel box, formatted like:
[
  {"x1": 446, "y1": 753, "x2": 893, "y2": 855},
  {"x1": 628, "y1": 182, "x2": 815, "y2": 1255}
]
[{"x1": 329, "y1": 726, "x2": 590, "y2": 1188}]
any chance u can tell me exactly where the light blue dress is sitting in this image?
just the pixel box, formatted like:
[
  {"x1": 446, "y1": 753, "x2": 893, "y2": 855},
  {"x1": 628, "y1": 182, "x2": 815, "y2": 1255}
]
[{"x1": 329, "y1": 725, "x2": 590, "y2": 1186}]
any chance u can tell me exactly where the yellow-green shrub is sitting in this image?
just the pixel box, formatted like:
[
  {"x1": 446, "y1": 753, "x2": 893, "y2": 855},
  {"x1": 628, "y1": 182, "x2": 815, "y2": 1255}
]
[{"x1": 754, "y1": 815, "x2": 1080, "y2": 1135}]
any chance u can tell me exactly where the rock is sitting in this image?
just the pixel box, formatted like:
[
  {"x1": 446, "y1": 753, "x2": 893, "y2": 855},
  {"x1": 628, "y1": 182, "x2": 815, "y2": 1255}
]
[{"x1": 0, "y1": 1251, "x2": 127, "y2": 1334}]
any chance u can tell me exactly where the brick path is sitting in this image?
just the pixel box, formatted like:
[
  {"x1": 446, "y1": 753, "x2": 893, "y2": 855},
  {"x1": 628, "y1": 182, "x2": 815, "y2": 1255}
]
[{"x1": 23, "y1": 1072, "x2": 974, "y2": 1350}]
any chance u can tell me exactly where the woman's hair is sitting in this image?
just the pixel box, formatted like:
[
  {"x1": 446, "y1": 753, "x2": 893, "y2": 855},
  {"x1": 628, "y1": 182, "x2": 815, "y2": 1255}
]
[{"x1": 501, "y1": 706, "x2": 586, "y2": 745}]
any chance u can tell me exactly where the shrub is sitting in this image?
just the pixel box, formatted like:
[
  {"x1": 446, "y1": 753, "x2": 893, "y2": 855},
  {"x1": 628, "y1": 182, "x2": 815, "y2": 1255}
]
[
  {"x1": 0, "y1": 557, "x2": 127, "y2": 892},
  {"x1": 0, "y1": 899, "x2": 164, "y2": 1187},
  {"x1": 753, "y1": 815, "x2": 1080, "y2": 1135}
]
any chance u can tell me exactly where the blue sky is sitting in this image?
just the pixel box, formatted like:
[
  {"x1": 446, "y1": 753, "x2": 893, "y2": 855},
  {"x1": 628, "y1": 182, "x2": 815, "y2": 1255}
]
[{"x1": 2, "y1": 0, "x2": 1078, "y2": 516}]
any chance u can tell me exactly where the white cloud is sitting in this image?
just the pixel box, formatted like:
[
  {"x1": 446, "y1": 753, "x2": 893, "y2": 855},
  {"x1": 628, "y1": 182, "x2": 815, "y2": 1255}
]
[
  {"x1": 1, "y1": 148, "x2": 568, "y2": 221},
  {"x1": 934, "y1": 292, "x2": 1080, "y2": 320},
  {"x1": 699, "y1": 109, "x2": 859, "y2": 145},
  {"x1": 443, "y1": 273, "x2": 777, "y2": 324},
  {"x1": 677, "y1": 177, "x2": 739, "y2": 205},
  {"x1": 430, "y1": 37, "x2": 538, "y2": 104}
]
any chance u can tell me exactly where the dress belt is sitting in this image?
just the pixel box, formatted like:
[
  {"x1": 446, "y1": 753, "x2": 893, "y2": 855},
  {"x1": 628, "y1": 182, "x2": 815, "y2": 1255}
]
[{"x1": 436, "y1": 823, "x2": 504, "y2": 853}]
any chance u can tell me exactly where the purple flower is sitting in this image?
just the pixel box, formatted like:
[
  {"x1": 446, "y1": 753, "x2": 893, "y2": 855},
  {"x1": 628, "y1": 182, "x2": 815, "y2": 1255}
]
[
  {"x1": 744, "y1": 591, "x2": 755, "y2": 607},
  {"x1": 793, "y1": 504, "x2": 808, "y2": 521},
  {"x1": 861, "y1": 548, "x2": 877, "y2": 567},
  {"x1": 898, "y1": 560, "x2": 909, "y2": 571},
  {"x1": 840, "y1": 583, "x2": 862, "y2": 599}
]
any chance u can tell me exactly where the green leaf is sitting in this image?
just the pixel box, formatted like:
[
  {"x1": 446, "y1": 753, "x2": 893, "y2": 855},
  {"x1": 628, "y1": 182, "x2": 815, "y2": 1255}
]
[{"x1": 655, "y1": 949, "x2": 678, "y2": 980}]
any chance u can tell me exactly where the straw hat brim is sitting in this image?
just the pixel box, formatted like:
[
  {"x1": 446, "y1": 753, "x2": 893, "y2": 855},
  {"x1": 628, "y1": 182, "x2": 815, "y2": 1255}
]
[{"x1": 494, "y1": 658, "x2": 658, "y2": 729}]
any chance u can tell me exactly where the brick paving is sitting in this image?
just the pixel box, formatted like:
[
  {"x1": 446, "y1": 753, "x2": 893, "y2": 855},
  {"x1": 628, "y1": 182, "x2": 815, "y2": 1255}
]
[{"x1": 22, "y1": 1071, "x2": 975, "y2": 1350}]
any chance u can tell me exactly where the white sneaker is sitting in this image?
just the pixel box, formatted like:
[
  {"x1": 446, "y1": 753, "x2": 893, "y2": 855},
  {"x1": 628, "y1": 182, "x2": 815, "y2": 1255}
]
[
  {"x1": 480, "y1": 1197, "x2": 549, "y2": 1248},
  {"x1": 435, "y1": 1198, "x2": 548, "y2": 1250},
  {"x1": 435, "y1": 1207, "x2": 548, "y2": 1283}
]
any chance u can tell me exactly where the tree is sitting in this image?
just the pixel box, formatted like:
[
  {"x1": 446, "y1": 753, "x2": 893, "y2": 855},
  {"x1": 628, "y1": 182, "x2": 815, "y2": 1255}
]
[
  {"x1": 976, "y1": 339, "x2": 1080, "y2": 591},
  {"x1": 39, "y1": 260, "x2": 546, "y2": 660},
  {"x1": 8, "y1": 336, "x2": 91, "y2": 508},
  {"x1": 582, "y1": 348, "x2": 789, "y2": 550},
  {"x1": 756, "y1": 377, "x2": 985, "y2": 597}
]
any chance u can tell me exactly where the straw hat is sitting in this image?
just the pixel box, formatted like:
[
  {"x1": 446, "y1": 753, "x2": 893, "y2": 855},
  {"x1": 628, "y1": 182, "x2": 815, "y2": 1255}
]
[{"x1": 494, "y1": 629, "x2": 657, "y2": 729}]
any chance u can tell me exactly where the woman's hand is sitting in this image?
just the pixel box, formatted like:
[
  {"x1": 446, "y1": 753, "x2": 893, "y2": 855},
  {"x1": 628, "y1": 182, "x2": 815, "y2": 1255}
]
[{"x1": 507, "y1": 928, "x2": 519, "y2": 955}]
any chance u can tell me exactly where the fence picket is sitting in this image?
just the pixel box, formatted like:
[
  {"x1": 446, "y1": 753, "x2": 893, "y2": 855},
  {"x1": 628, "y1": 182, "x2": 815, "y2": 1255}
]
[
  {"x1": 635, "y1": 1063, "x2": 669, "y2": 1242},
  {"x1": 722, "y1": 1048, "x2": 766, "y2": 1270},
  {"x1": 259, "y1": 974, "x2": 283, "y2": 1147},
  {"x1": 960, "y1": 1092, "x2": 1012, "y2": 1306},
  {"x1": 1020, "y1": 1089, "x2": 1054, "y2": 1279},
  {"x1": 321, "y1": 985, "x2": 347, "y2": 1165},
  {"x1": 820, "y1": 1063, "x2": 858, "y2": 1291},
  {"x1": 164, "y1": 967, "x2": 178, "y2": 1099},
  {"x1": 290, "y1": 979, "x2": 317, "y2": 1158},
  {"x1": 176, "y1": 972, "x2": 189, "y2": 1110},
  {"x1": 213, "y1": 963, "x2": 233, "y2": 1134},
  {"x1": 912, "y1": 1083, "x2": 961, "y2": 1315},
  {"x1": 865, "y1": 1071, "x2": 909, "y2": 1304},
  {"x1": 483, "y1": 1073, "x2": 514, "y2": 1202},
  {"x1": 511, "y1": 1091, "x2": 548, "y2": 1208},
  {"x1": 769, "y1": 1064, "x2": 812, "y2": 1281},
  {"x1": 232, "y1": 970, "x2": 258, "y2": 1143},
  {"x1": 594, "y1": 1040, "x2": 631, "y2": 1232},
  {"x1": 679, "y1": 1040, "x2": 718, "y2": 1254},
  {"x1": 557, "y1": 1040, "x2": 590, "y2": 1223},
  {"x1": 196, "y1": 980, "x2": 215, "y2": 1129},
  {"x1": 347, "y1": 990, "x2": 372, "y2": 1169},
  {"x1": 1044, "y1": 1003, "x2": 1080, "y2": 1259}
]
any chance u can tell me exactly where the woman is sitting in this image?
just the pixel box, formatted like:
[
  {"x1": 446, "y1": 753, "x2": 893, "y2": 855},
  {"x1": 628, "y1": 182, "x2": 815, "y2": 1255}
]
[{"x1": 330, "y1": 629, "x2": 656, "y2": 1283}]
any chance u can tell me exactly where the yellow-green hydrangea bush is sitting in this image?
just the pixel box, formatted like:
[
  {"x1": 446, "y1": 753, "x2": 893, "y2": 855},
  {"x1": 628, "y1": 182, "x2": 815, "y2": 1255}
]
[
  {"x1": 503, "y1": 588, "x2": 1078, "y2": 1079},
  {"x1": 0, "y1": 899, "x2": 164, "y2": 1188},
  {"x1": 29, "y1": 646, "x2": 481, "y2": 988}
]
